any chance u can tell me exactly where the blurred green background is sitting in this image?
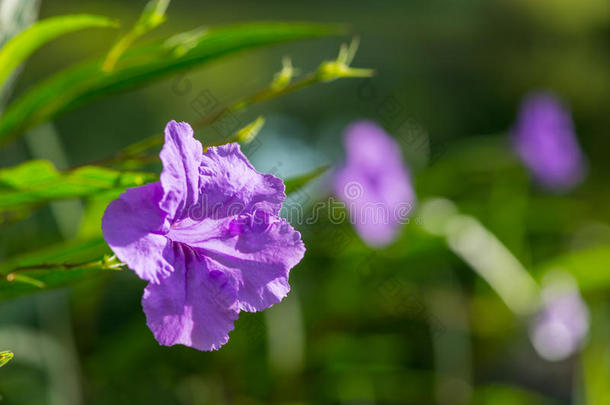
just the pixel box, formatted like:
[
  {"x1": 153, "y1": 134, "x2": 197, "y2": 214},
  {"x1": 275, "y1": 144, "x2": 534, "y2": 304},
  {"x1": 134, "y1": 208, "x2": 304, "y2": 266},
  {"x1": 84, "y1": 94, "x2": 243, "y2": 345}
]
[{"x1": 1, "y1": 0, "x2": 609, "y2": 404}]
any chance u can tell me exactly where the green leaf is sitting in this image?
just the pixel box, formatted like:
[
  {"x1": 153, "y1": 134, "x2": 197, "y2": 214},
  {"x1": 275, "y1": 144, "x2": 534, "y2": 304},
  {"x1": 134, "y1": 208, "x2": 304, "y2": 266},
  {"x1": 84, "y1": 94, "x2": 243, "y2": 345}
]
[
  {"x1": 0, "y1": 238, "x2": 112, "y2": 299},
  {"x1": 0, "y1": 22, "x2": 344, "y2": 145},
  {"x1": 284, "y1": 165, "x2": 330, "y2": 195},
  {"x1": 0, "y1": 14, "x2": 119, "y2": 89},
  {"x1": 0, "y1": 351, "x2": 13, "y2": 368},
  {"x1": 0, "y1": 0, "x2": 39, "y2": 109},
  {"x1": 0, "y1": 160, "x2": 156, "y2": 212}
]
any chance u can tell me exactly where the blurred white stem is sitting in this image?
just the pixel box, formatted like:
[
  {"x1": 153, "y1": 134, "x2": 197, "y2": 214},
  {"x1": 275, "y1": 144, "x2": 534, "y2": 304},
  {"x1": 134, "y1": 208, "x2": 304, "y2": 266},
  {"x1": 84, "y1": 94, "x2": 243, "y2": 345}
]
[{"x1": 420, "y1": 198, "x2": 541, "y2": 316}]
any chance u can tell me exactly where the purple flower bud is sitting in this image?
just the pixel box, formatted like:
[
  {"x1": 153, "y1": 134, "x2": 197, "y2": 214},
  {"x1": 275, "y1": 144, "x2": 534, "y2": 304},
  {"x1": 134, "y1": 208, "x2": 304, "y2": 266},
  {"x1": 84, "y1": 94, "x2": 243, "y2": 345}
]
[{"x1": 512, "y1": 92, "x2": 586, "y2": 192}]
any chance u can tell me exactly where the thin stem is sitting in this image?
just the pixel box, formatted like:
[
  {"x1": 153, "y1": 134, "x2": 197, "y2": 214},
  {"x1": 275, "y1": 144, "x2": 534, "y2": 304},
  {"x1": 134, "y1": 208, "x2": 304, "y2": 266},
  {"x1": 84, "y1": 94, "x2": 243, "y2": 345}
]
[
  {"x1": 102, "y1": 30, "x2": 139, "y2": 72},
  {"x1": 9, "y1": 260, "x2": 120, "y2": 273},
  {"x1": 0, "y1": 236, "x2": 117, "y2": 290},
  {"x1": 3, "y1": 256, "x2": 125, "y2": 287},
  {"x1": 196, "y1": 72, "x2": 318, "y2": 127}
]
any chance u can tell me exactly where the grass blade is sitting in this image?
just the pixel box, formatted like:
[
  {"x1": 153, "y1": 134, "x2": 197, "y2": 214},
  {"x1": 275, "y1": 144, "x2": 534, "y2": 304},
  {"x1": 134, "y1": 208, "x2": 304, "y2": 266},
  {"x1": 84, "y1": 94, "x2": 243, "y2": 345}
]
[
  {"x1": 0, "y1": 14, "x2": 119, "y2": 89},
  {"x1": 284, "y1": 165, "x2": 330, "y2": 195},
  {"x1": 0, "y1": 160, "x2": 156, "y2": 212}
]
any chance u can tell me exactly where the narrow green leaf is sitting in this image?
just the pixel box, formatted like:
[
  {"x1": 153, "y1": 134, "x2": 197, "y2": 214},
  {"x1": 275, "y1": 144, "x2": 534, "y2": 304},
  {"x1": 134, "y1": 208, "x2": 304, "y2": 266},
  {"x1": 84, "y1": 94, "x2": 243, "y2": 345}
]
[
  {"x1": 0, "y1": 351, "x2": 13, "y2": 368},
  {"x1": 0, "y1": 160, "x2": 156, "y2": 211},
  {"x1": 0, "y1": 238, "x2": 111, "y2": 299},
  {"x1": 0, "y1": 0, "x2": 39, "y2": 109},
  {"x1": 0, "y1": 22, "x2": 344, "y2": 145},
  {"x1": 102, "y1": 0, "x2": 170, "y2": 72},
  {"x1": 284, "y1": 165, "x2": 330, "y2": 195},
  {"x1": 0, "y1": 14, "x2": 119, "y2": 88}
]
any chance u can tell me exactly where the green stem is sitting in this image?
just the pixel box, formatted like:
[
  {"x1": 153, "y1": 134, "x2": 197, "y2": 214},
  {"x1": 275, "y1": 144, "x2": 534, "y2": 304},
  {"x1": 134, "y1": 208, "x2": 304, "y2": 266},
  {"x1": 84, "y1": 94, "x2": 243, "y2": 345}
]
[
  {"x1": 102, "y1": 30, "x2": 139, "y2": 72},
  {"x1": 210, "y1": 72, "x2": 319, "y2": 120},
  {"x1": 3, "y1": 255, "x2": 125, "y2": 288},
  {"x1": 8, "y1": 259, "x2": 123, "y2": 273}
]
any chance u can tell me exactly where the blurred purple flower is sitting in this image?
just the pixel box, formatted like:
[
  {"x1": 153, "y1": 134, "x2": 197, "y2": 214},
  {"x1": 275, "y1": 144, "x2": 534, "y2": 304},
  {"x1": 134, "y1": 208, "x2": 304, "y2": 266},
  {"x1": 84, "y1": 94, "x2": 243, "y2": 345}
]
[
  {"x1": 512, "y1": 92, "x2": 586, "y2": 191},
  {"x1": 102, "y1": 121, "x2": 305, "y2": 351},
  {"x1": 530, "y1": 272, "x2": 589, "y2": 361},
  {"x1": 333, "y1": 120, "x2": 415, "y2": 247}
]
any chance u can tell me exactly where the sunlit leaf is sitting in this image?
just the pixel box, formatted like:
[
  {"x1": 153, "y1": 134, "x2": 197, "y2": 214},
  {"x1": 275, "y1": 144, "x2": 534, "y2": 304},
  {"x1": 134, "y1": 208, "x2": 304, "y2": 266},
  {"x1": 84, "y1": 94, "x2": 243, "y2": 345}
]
[
  {"x1": 0, "y1": 14, "x2": 118, "y2": 89},
  {"x1": 0, "y1": 0, "x2": 39, "y2": 110},
  {"x1": 0, "y1": 238, "x2": 112, "y2": 299},
  {"x1": 0, "y1": 22, "x2": 344, "y2": 145},
  {"x1": 0, "y1": 160, "x2": 157, "y2": 211}
]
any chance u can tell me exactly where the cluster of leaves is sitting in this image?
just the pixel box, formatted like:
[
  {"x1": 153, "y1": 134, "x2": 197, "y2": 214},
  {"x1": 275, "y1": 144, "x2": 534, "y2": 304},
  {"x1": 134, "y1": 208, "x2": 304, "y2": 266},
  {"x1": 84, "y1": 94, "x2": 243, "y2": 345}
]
[{"x1": 0, "y1": 0, "x2": 365, "y2": 297}]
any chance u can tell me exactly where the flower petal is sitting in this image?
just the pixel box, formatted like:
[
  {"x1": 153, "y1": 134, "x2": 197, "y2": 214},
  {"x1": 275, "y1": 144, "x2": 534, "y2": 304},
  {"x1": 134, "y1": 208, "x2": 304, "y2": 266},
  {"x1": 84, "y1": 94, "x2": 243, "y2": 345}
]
[
  {"x1": 169, "y1": 210, "x2": 305, "y2": 312},
  {"x1": 195, "y1": 143, "x2": 285, "y2": 220},
  {"x1": 343, "y1": 120, "x2": 404, "y2": 171},
  {"x1": 142, "y1": 244, "x2": 240, "y2": 351},
  {"x1": 512, "y1": 92, "x2": 586, "y2": 191},
  {"x1": 102, "y1": 182, "x2": 174, "y2": 283},
  {"x1": 160, "y1": 121, "x2": 203, "y2": 221},
  {"x1": 333, "y1": 121, "x2": 416, "y2": 247}
]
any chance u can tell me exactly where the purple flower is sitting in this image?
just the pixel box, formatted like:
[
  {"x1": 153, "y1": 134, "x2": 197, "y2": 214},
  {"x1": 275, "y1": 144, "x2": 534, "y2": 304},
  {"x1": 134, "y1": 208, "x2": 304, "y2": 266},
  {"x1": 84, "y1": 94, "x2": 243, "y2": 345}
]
[
  {"x1": 102, "y1": 121, "x2": 305, "y2": 351},
  {"x1": 512, "y1": 92, "x2": 586, "y2": 191},
  {"x1": 333, "y1": 121, "x2": 415, "y2": 247},
  {"x1": 529, "y1": 272, "x2": 589, "y2": 361}
]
